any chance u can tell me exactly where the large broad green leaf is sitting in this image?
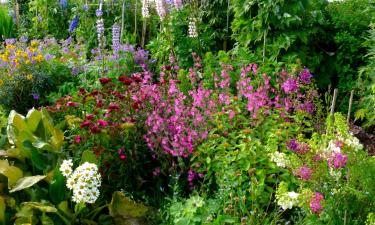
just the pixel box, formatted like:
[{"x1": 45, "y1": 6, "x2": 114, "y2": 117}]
[
  {"x1": 57, "y1": 201, "x2": 73, "y2": 219},
  {"x1": 21, "y1": 202, "x2": 57, "y2": 213},
  {"x1": 49, "y1": 168, "x2": 65, "y2": 205},
  {"x1": 30, "y1": 148, "x2": 48, "y2": 171},
  {"x1": 32, "y1": 140, "x2": 54, "y2": 152},
  {"x1": 9, "y1": 175, "x2": 46, "y2": 193},
  {"x1": 108, "y1": 192, "x2": 148, "y2": 220},
  {"x1": 26, "y1": 108, "x2": 42, "y2": 133},
  {"x1": 0, "y1": 160, "x2": 23, "y2": 188},
  {"x1": 40, "y1": 213, "x2": 54, "y2": 225},
  {"x1": 80, "y1": 150, "x2": 98, "y2": 165}
]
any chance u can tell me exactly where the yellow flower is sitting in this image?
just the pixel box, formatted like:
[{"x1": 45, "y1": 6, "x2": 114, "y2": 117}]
[
  {"x1": 35, "y1": 54, "x2": 43, "y2": 62},
  {"x1": 0, "y1": 79, "x2": 3, "y2": 86},
  {"x1": 25, "y1": 60, "x2": 31, "y2": 65},
  {"x1": 27, "y1": 47, "x2": 35, "y2": 52},
  {"x1": 26, "y1": 74, "x2": 33, "y2": 80},
  {"x1": 15, "y1": 50, "x2": 23, "y2": 57},
  {"x1": 0, "y1": 55, "x2": 9, "y2": 62},
  {"x1": 5, "y1": 44, "x2": 16, "y2": 50},
  {"x1": 30, "y1": 40, "x2": 39, "y2": 47}
]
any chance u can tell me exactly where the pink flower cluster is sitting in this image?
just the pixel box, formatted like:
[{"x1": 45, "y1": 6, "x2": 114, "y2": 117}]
[
  {"x1": 328, "y1": 153, "x2": 348, "y2": 169},
  {"x1": 310, "y1": 192, "x2": 324, "y2": 214}
]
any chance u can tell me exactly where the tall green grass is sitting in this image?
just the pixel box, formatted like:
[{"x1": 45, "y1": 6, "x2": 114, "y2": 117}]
[{"x1": 0, "y1": 5, "x2": 14, "y2": 41}]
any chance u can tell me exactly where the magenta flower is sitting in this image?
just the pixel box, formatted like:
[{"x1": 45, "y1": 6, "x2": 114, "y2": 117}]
[
  {"x1": 310, "y1": 192, "x2": 324, "y2": 214},
  {"x1": 287, "y1": 139, "x2": 299, "y2": 151},
  {"x1": 74, "y1": 135, "x2": 81, "y2": 144},
  {"x1": 97, "y1": 119, "x2": 107, "y2": 127},
  {"x1": 296, "y1": 166, "x2": 313, "y2": 180},
  {"x1": 281, "y1": 78, "x2": 299, "y2": 94},
  {"x1": 328, "y1": 153, "x2": 348, "y2": 169},
  {"x1": 299, "y1": 68, "x2": 313, "y2": 84}
]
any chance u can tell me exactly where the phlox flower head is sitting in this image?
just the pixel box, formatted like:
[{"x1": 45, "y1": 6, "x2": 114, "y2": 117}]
[
  {"x1": 310, "y1": 192, "x2": 324, "y2": 214},
  {"x1": 328, "y1": 153, "x2": 348, "y2": 169},
  {"x1": 281, "y1": 78, "x2": 299, "y2": 94}
]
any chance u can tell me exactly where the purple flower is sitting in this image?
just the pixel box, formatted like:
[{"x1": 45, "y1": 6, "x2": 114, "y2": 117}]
[
  {"x1": 281, "y1": 78, "x2": 299, "y2": 94},
  {"x1": 299, "y1": 68, "x2": 313, "y2": 84},
  {"x1": 298, "y1": 101, "x2": 315, "y2": 114},
  {"x1": 19, "y1": 36, "x2": 28, "y2": 43},
  {"x1": 287, "y1": 139, "x2": 299, "y2": 151},
  {"x1": 310, "y1": 192, "x2": 324, "y2": 214},
  {"x1": 69, "y1": 15, "x2": 80, "y2": 33},
  {"x1": 32, "y1": 93, "x2": 40, "y2": 100},
  {"x1": 5, "y1": 38, "x2": 16, "y2": 45},
  {"x1": 112, "y1": 23, "x2": 121, "y2": 52},
  {"x1": 45, "y1": 54, "x2": 53, "y2": 60},
  {"x1": 96, "y1": 9, "x2": 103, "y2": 17},
  {"x1": 72, "y1": 67, "x2": 79, "y2": 76},
  {"x1": 122, "y1": 44, "x2": 135, "y2": 52},
  {"x1": 83, "y1": 4, "x2": 89, "y2": 11},
  {"x1": 328, "y1": 153, "x2": 348, "y2": 169},
  {"x1": 296, "y1": 166, "x2": 313, "y2": 180},
  {"x1": 134, "y1": 48, "x2": 148, "y2": 64}
]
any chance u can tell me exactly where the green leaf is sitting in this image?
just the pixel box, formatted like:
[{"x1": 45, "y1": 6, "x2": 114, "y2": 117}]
[
  {"x1": 21, "y1": 202, "x2": 57, "y2": 213},
  {"x1": 32, "y1": 140, "x2": 54, "y2": 152},
  {"x1": 26, "y1": 108, "x2": 42, "y2": 133},
  {"x1": 41, "y1": 213, "x2": 54, "y2": 225},
  {"x1": 9, "y1": 175, "x2": 46, "y2": 193},
  {"x1": 0, "y1": 159, "x2": 23, "y2": 188},
  {"x1": 108, "y1": 192, "x2": 148, "y2": 219},
  {"x1": 57, "y1": 201, "x2": 73, "y2": 219},
  {"x1": 29, "y1": 146, "x2": 48, "y2": 171},
  {"x1": 80, "y1": 150, "x2": 98, "y2": 165},
  {"x1": 49, "y1": 168, "x2": 65, "y2": 205}
]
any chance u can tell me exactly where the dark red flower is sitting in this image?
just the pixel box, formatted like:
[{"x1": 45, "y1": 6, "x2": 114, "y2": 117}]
[
  {"x1": 89, "y1": 124, "x2": 101, "y2": 134},
  {"x1": 99, "y1": 77, "x2": 112, "y2": 84},
  {"x1": 66, "y1": 101, "x2": 79, "y2": 108},
  {"x1": 80, "y1": 120, "x2": 91, "y2": 128},
  {"x1": 96, "y1": 100, "x2": 103, "y2": 108},
  {"x1": 91, "y1": 90, "x2": 99, "y2": 96},
  {"x1": 118, "y1": 76, "x2": 132, "y2": 85},
  {"x1": 86, "y1": 114, "x2": 94, "y2": 120},
  {"x1": 119, "y1": 154, "x2": 127, "y2": 160},
  {"x1": 108, "y1": 102, "x2": 120, "y2": 110},
  {"x1": 79, "y1": 88, "x2": 86, "y2": 95}
]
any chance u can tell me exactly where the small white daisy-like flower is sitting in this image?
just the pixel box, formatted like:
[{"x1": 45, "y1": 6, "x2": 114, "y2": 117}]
[{"x1": 60, "y1": 159, "x2": 73, "y2": 177}]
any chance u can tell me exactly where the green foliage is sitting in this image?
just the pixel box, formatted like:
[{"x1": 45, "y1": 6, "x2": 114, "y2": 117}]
[
  {"x1": 0, "y1": 5, "x2": 14, "y2": 41},
  {"x1": 356, "y1": 23, "x2": 375, "y2": 132},
  {"x1": 148, "y1": 6, "x2": 214, "y2": 68}
]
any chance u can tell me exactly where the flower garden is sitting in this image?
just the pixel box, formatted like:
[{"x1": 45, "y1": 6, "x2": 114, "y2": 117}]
[{"x1": 0, "y1": 0, "x2": 374, "y2": 224}]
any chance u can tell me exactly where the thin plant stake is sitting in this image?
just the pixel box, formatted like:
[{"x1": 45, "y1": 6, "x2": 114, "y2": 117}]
[
  {"x1": 331, "y1": 88, "x2": 338, "y2": 116},
  {"x1": 347, "y1": 90, "x2": 354, "y2": 124}
]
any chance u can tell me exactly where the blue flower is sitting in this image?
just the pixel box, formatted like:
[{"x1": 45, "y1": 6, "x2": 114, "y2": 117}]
[
  {"x1": 60, "y1": 0, "x2": 67, "y2": 9},
  {"x1": 96, "y1": 9, "x2": 103, "y2": 17},
  {"x1": 69, "y1": 15, "x2": 80, "y2": 33}
]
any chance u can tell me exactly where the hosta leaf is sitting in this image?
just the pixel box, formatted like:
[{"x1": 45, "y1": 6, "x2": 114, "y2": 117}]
[
  {"x1": 21, "y1": 202, "x2": 57, "y2": 213},
  {"x1": 0, "y1": 159, "x2": 23, "y2": 188},
  {"x1": 9, "y1": 175, "x2": 46, "y2": 193},
  {"x1": 26, "y1": 108, "x2": 42, "y2": 132},
  {"x1": 109, "y1": 192, "x2": 148, "y2": 219}
]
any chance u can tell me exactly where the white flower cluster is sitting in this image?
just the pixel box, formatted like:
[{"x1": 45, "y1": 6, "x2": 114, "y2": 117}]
[
  {"x1": 188, "y1": 18, "x2": 198, "y2": 38},
  {"x1": 269, "y1": 151, "x2": 289, "y2": 168},
  {"x1": 142, "y1": 0, "x2": 150, "y2": 18},
  {"x1": 60, "y1": 159, "x2": 73, "y2": 177},
  {"x1": 322, "y1": 140, "x2": 341, "y2": 158},
  {"x1": 276, "y1": 191, "x2": 300, "y2": 210},
  {"x1": 344, "y1": 133, "x2": 363, "y2": 150},
  {"x1": 60, "y1": 160, "x2": 102, "y2": 204}
]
